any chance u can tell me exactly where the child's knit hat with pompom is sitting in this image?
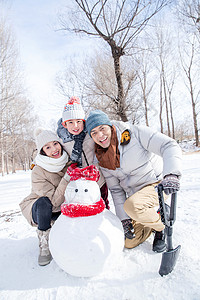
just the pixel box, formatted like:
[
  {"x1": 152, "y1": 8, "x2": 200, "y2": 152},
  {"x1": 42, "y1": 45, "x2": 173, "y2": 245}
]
[
  {"x1": 62, "y1": 96, "x2": 85, "y2": 124},
  {"x1": 34, "y1": 127, "x2": 61, "y2": 152}
]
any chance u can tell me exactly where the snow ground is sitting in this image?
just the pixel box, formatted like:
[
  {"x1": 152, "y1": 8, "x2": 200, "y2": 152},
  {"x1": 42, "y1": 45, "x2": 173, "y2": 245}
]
[{"x1": 0, "y1": 152, "x2": 200, "y2": 300}]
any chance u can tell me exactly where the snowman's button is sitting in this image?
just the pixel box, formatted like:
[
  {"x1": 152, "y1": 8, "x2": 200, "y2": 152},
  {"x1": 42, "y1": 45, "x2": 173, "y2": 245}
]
[{"x1": 75, "y1": 189, "x2": 78, "y2": 192}]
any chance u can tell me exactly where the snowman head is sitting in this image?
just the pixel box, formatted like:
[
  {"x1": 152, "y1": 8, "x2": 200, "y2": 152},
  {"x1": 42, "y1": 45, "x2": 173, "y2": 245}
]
[
  {"x1": 64, "y1": 165, "x2": 101, "y2": 205},
  {"x1": 62, "y1": 165, "x2": 105, "y2": 218},
  {"x1": 65, "y1": 179, "x2": 100, "y2": 205}
]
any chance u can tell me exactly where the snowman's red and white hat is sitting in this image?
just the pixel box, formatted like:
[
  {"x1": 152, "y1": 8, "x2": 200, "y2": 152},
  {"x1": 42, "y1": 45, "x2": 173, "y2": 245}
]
[
  {"x1": 61, "y1": 165, "x2": 105, "y2": 218},
  {"x1": 67, "y1": 164, "x2": 100, "y2": 182}
]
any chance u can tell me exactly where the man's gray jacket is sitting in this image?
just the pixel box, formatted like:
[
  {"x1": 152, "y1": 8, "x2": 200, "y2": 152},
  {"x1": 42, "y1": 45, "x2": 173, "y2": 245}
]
[{"x1": 98, "y1": 121, "x2": 182, "y2": 220}]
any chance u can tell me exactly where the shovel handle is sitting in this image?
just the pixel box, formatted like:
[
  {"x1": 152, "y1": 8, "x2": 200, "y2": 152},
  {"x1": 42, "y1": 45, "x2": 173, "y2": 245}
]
[
  {"x1": 170, "y1": 192, "x2": 177, "y2": 225},
  {"x1": 157, "y1": 184, "x2": 167, "y2": 225},
  {"x1": 157, "y1": 184, "x2": 177, "y2": 226}
]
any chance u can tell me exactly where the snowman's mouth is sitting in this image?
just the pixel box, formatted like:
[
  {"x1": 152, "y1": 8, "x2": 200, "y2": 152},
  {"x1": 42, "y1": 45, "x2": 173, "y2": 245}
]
[{"x1": 61, "y1": 198, "x2": 105, "y2": 217}]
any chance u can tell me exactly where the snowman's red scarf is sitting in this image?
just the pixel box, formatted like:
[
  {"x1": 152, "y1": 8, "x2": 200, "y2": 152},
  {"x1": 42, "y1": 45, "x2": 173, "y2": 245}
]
[{"x1": 61, "y1": 198, "x2": 106, "y2": 218}]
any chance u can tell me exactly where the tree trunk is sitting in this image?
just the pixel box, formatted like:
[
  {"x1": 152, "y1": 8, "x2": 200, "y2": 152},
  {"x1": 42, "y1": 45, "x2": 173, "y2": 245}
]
[
  {"x1": 159, "y1": 75, "x2": 163, "y2": 133},
  {"x1": 1, "y1": 149, "x2": 4, "y2": 176},
  {"x1": 188, "y1": 70, "x2": 199, "y2": 146},
  {"x1": 143, "y1": 73, "x2": 149, "y2": 126},
  {"x1": 24, "y1": 157, "x2": 27, "y2": 171},
  {"x1": 144, "y1": 97, "x2": 149, "y2": 126},
  {"x1": 12, "y1": 148, "x2": 16, "y2": 173},
  {"x1": 5, "y1": 153, "x2": 9, "y2": 174},
  {"x1": 110, "y1": 43, "x2": 128, "y2": 121},
  {"x1": 12, "y1": 155, "x2": 16, "y2": 173},
  {"x1": 163, "y1": 76, "x2": 171, "y2": 137},
  {"x1": 0, "y1": 128, "x2": 5, "y2": 176},
  {"x1": 168, "y1": 90, "x2": 175, "y2": 139},
  {"x1": 192, "y1": 104, "x2": 199, "y2": 146},
  {"x1": 190, "y1": 86, "x2": 199, "y2": 146}
]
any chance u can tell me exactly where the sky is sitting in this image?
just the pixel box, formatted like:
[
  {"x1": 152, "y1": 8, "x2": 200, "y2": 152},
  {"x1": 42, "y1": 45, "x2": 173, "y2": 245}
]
[
  {"x1": 1, "y1": 0, "x2": 194, "y2": 132},
  {"x1": 3, "y1": 0, "x2": 94, "y2": 127},
  {"x1": 0, "y1": 148, "x2": 200, "y2": 299}
]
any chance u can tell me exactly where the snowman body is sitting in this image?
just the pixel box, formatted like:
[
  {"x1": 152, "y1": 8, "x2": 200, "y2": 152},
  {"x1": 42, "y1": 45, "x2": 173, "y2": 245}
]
[{"x1": 49, "y1": 169, "x2": 124, "y2": 277}]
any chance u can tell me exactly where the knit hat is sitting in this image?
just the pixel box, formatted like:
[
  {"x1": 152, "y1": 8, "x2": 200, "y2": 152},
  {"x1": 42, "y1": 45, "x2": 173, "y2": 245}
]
[
  {"x1": 67, "y1": 164, "x2": 100, "y2": 182},
  {"x1": 86, "y1": 110, "x2": 112, "y2": 137},
  {"x1": 62, "y1": 96, "x2": 85, "y2": 124},
  {"x1": 34, "y1": 127, "x2": 61, "y2": 152}
]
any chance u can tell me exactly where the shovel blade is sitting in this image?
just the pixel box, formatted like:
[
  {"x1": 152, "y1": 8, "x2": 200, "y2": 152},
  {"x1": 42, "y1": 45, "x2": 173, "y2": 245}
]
[{"x1": 159, "y1": 245, "x2": 181, "y2": 276}]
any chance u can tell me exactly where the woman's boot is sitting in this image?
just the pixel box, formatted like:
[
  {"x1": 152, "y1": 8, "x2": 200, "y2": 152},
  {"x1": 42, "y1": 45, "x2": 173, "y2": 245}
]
[{"x1": 37, "y1": 228, "x2": 52, "y2": 266}]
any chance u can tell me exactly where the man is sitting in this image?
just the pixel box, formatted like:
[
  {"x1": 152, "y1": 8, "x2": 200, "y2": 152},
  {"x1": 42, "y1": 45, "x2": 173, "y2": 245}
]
[{"x1": 86, "y1": 110, "x2": 182, "y2": 252}]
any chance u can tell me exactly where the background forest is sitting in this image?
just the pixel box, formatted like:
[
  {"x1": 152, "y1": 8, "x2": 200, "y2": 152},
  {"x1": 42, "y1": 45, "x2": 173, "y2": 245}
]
[{"x1": 0, "y1": 0, "x2": 200, "y2": 175}]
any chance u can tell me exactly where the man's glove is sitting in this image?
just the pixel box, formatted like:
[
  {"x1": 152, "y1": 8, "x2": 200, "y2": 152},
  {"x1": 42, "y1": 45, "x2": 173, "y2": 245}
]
[
  {"x1": 121, "y1": 219, "x2": 135, "y2": 239},
  {"x1": 161, "y1": 174, "x2": 180, "y2": 195}
]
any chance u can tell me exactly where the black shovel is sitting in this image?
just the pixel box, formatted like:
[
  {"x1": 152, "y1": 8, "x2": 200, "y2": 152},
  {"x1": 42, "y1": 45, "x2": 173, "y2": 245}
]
[{"x1": 157, "y1": 184, "x2": 181, "y2": 276}]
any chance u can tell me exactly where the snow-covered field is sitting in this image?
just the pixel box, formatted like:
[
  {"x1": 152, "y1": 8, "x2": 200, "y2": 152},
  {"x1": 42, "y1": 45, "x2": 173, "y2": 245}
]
[{"x1": 0, "y1": 152, "x2": 200, "y2": 300}]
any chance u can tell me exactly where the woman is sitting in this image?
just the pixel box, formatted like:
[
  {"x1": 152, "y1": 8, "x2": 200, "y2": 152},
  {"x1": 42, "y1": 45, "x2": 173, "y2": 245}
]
[
  {"x1": 20, "y1": 128, "x2": 70, "y2": 266},
  {"x1": 57, "y1": 96, "x2": 109, "y2": 209}
]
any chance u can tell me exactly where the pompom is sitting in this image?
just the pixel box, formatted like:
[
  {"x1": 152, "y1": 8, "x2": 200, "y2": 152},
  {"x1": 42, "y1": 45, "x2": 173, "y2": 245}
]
[
  {"x1": 34, "y1": 127, "x2": 45, "y2": 138},
  {"x1": 68, "y1": 96, "x2": 80, "y2": 105}
]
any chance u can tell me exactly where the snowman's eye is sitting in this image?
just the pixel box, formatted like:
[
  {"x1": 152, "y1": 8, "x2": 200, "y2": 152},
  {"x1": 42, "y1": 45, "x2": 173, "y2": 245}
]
[
  {"x1": 75, "y1": 189, "x2": 78, "y2": 192},
  {"x1": 84, "y1": 189, "x2": 88, "y2": 192}
]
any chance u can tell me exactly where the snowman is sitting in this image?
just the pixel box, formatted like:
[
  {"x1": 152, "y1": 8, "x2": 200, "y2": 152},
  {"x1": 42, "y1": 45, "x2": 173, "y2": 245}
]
[{"x1": 49, "y1": 165, "x2": 124, "y2": 277}]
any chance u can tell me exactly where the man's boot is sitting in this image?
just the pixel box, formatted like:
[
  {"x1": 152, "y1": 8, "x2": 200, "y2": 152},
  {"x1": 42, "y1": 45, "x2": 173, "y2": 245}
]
[
  {"x1": 37, "y1": 228, "x2": 52, "y2": 266},
  {"x1": 152, "y1": 230, "x2": 166, "y2": 253},
  {"x1": 153, "y1": 203, "x2": 170, "y2": 253}
]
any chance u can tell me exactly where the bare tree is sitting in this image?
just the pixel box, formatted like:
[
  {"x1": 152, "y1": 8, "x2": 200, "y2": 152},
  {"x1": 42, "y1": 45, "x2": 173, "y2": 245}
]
[
  {"x1": 151, "y1": 18, "x2": 179, "y2": 137},
  {"x1": 0, "y1": 17, "x2": 17, "y2": 175},
  {"x1": 176, "y1": 1, "x2": 200, "y2": 145},
  {"x1": 156, "y1": 28, "x2": 172, "y2": 135},
  {"x1": 59, "y1": 0, "x2": 170, "y2": 121},
  {"x1": 177, "y1": 0, "x2": 200, "y2": 37},
  {"x1": 179, "y1": 35, "x2": 200, "y2": 146},
  {"x1": 135, "y1": 47, "x2": 156, "y2": 126},
  {"x1": 57, "y1": 52, "x2": 142, "y2": 122},
  {"x1": 175, "y1": 118, "x2": 194, "y2": 142},
  {"x1": 0, "y1": 14, "x2": 38, "y2": 175}
]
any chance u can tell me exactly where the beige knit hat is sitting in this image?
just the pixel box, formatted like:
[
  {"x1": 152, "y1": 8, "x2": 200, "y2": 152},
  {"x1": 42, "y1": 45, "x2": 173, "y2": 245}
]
[{"x1": 34, "y1": 127, "x2": 61, "y2": 152}]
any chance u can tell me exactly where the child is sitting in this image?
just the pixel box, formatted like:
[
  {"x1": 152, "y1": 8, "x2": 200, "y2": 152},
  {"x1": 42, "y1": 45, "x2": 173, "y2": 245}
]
[
  {"x1": 57, "y1": 96, "x2": 109, "y2": 209},
  {"x1": 20, "y1": 128, "x2": 70, "y2": 266}
]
